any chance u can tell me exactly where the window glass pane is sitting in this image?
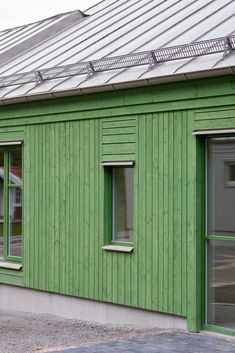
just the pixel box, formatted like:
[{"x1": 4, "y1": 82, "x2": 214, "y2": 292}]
[
  {"x1": 0, "y1": 223, "x2": 3, "y2": 259},
  {"x1": 9, "y1": 150, "x2": 22, "y2": 184},
  {"x1": 207, "y1": 138, "x2": 235, "y2": 236},
  {"x1": 0, "y1": 151, "x2": 4, "y2": 258},
  {"x1": 8, "y1": 187, "x2": 22, "y2": 257},
  {"x1": 0, "y1": 151, "x2": 4, "y2": 221},
  {"x1": 113, "y1": 167, "x2": 133, "y2": 242},
  {"x1": 207, "y1": 240, "x2": 235, "y2": 329}
]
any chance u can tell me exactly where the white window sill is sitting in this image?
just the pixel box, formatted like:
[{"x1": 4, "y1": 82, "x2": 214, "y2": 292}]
[
  {"x1": 102, "y1": 245, "x2": 134, "y2": 253},
  {"x1": 0, "y1": 262, "x2": 22, "y2": 270}
]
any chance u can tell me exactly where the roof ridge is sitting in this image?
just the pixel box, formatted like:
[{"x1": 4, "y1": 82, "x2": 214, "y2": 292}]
[{"x1": 0, "y1": 11, "x2": 89, "y2": 67}]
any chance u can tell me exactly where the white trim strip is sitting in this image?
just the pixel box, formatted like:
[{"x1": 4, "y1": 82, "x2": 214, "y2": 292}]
[
  {"x1": 0, "y1": 262, "x2": 22, "y2": 270},
  {"x1": 102, "y1": 245, "x2": 134, "y2": 253},
  {"x1": 101, "y1": 161, "x2": 134, "y2": 166},
  {"x1": 192, "y1": 129, "x2": 235, "y2": 136},
  {"x1": 0, "y1": 141, "x2": 22, "y2": 146}
]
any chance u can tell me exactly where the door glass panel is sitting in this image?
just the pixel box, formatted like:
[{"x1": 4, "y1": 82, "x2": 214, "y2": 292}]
[
  {"x1": 8, "y1": 187, "x2": 22, "y2": 257},
  {"x1": 206, "y1": 137, "x2": 235, "y2": 330},
  {"x1": 207, "y1": 138, "x2": 235, "y2": 237},
  {"x1": 207, "y1": 240, "x2": 235, "y2": 329}
]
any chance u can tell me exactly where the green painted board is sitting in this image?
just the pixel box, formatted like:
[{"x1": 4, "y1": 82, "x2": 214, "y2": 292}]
[{"x1": 0, "y1": 76, "x2": 234, "y2": 333}]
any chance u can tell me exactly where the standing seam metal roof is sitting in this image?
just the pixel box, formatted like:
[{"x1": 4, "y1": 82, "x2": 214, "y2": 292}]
[{"x1": 0, "y1": 0, "x2": 234, "y2": 104}]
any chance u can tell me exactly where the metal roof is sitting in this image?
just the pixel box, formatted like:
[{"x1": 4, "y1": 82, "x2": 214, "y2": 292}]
[{"x1": 0, "y1": 0, "x2": 234, "y2": 104}]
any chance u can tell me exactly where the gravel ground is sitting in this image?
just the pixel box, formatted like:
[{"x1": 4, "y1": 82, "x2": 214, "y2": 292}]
[{"x1": 0, "y1": 310, "x2": 162, "y2": 353}]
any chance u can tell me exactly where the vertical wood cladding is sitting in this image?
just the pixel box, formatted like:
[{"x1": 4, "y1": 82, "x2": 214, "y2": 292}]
[
  {"x1": 1, "y1": 77, "x2": 234, "y2": 322},
  {"x1": 21, "y1": 111, "x2": 189, "y2": 317}
]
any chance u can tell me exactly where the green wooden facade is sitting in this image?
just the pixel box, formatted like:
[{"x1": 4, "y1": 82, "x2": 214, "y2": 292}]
[{"x1": 0, "y1": 75, "x2": 235, "y2": 331}]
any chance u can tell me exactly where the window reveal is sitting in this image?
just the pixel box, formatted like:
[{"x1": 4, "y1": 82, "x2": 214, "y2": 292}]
[
  {"x1": 112, "y1": 166, "x2": 134, "y2": 243},
  {"x1": 0, "y1": 146, "x2": 22, "y2": 261}
]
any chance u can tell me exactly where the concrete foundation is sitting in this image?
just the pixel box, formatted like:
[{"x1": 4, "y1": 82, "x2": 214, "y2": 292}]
[{"x1": 0, "y1": 284, "x2": 187, "y2": 329}]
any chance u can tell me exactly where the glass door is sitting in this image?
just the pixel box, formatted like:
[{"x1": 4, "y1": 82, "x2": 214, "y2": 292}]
[{"x1": 206, "y1": 137, "x2": 235, "y2": 330}]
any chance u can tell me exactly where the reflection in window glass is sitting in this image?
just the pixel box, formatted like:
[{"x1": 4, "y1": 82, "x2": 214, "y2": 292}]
[
  {"x1": 9, "y1": 150, "x2": 22, "y2": 184},
  {"x1": 207, "y1": 138, "x2": 235, "y2": 236},
  {"x1": 227, "y1": 163, "x2": 235, "y2": 182},
  {"x1": 0, "y1": 223, "x2": 3, "y2": 258},
  {"x1": 207, "y1": 240, "x2": 235, "y2": 329},
  {"x1": 0, "y1": 151, "x2": 4, "y2": 258},
  {"x1": 8, "y1": 187, "x2": 22, "y2": 257},
  {"x1": 0, "y1": 151, "x2": 4, "y2": 222},
  {"x1": 113, "y1": 167, "x2": 133, "y2": 242}
]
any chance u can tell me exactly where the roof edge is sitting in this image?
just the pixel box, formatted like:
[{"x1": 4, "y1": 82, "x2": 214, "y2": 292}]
[{"x1": 0, "y1": 66, "x2": 234, "y2": 106}]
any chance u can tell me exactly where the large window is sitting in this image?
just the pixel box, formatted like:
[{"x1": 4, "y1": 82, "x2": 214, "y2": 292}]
[{"x1": 0, "y1": 145, "x2": 22, "y2": 263}]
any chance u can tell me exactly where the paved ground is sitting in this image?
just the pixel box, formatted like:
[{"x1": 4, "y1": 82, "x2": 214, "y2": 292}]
[
  {"x1": 2, "y1": 310, "x2": 235, "y2": 353},
  {"x1": 0, "y1": 310, "x2": 160, "y2": 353},
  {"x1": 49, "y1": 331, "x2": 235, "y2": 353}
]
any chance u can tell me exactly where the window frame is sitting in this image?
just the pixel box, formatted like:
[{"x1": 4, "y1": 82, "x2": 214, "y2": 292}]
[
  {"x1": 102, "y1": 161, "x2": 134, "y2": 248},
  {"x1": 0, "y1": 144, "x2": 23, "y2": 264}
]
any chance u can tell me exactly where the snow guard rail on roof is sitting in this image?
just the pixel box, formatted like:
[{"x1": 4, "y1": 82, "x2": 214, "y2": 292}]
[{"x1": 0, "y1": 35, "x2": 234, "y2": 89}]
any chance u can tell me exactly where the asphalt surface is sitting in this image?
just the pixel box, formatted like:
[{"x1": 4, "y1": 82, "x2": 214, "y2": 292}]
[{"x1": 49, "y1": 331, "x2": 235, "y2": 353}]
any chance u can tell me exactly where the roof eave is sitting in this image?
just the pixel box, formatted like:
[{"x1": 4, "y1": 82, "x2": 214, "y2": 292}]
[{"x1": 0, "y1": 66, "x2": 235, "y2": 106}]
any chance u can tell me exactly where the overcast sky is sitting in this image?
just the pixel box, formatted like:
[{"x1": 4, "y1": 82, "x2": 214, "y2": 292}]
[{"x1": 0, "y1": 0, "x2": 99, "y2": 30}]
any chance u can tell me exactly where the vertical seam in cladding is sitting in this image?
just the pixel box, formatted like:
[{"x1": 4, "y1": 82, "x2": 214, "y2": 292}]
[
  {"x1": 158, "y1": 114, "x2": 160, "y2": 311},
  {"x1": 180, "y1": 113, "x2": 183, "y2": 316},
  {"x1": 151, "y1": 113, "x2": 154, "y2": 310},
  {"x1": 53, "y1": 124, "x2": 56, "y2": 292},
  {"x1": 163, "y1": 112, "x2": 165, "y2": 312},
  {"x1": 42, "y1": 124, "x2": 46, "y2": 290},
  {"x1": 69, "y1": 122, "x2": 72, "y2": 295},
  {"x1": 151, "y1": 113, "x2": 153, "y2": 310},
  {"x1": 146, "y1": 114, "x2": 149, "y2": 309},
  {"x1": 95, "y1": 119, "x2": 99, "y2": 300},
  {"x1": 184, "y1": 110, "x2": 188, "y2": 316},
  {"x1": 181, "y1": 111, "x2": 184, "y2": 316},
  {"x1": 98, "y1": 118, "x2": 103, "y2": 301},
  {"x1": 144, "y1": 114, "x2": 147, "y2": 309},
  {"x1": 80, "y1": 120, "x2": 85, "y2": 297},
  {"x1": 167, "y1": 112, "x2": 169, "y2": 312},
  {"x1": 172, "y1": 113, "x2": 175, "y2": 315},
  {"x1": 37, "y1": 125, "x2": 42, "y2": 290},
  {"x1": 74, "y1": 121, "x2": 78, "y2": 295},
  {"x1": 66, "y1": 121, "x2": 70, "y2": 294},
  {"x1": 75, "y1": 120, "x2": 79, "y2": 295},
  {"x1": 168, "y1": 112, "x2": 171, "y2": 313}
]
